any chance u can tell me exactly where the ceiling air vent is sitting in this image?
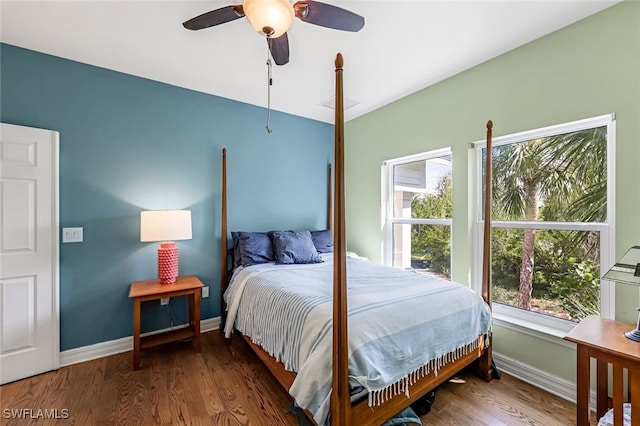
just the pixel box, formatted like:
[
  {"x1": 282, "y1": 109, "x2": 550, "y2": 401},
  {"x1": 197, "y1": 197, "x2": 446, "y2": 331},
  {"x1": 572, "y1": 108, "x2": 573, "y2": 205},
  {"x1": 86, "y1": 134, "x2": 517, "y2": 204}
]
[{"x1": 319, "y1": 95, "x2": 359, "y2": 110}]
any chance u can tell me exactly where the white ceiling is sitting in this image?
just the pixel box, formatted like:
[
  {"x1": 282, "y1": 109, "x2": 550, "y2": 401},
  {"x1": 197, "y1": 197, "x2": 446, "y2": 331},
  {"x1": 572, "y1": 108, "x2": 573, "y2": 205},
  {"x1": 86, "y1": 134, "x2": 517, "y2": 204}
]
[{"x1": 0, "y1": 1, "x2": 620, "y2": 124}]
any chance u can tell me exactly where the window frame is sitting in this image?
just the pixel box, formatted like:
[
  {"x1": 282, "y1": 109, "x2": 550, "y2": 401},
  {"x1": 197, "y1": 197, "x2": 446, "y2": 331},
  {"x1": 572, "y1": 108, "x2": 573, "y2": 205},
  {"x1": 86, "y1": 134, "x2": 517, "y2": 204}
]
[
  {"x1": 470, "y1": 114, "x2": 616, "y2": 336},
  {"x1": 382, "y1": 148, "x2": 453, "y2": 268}
]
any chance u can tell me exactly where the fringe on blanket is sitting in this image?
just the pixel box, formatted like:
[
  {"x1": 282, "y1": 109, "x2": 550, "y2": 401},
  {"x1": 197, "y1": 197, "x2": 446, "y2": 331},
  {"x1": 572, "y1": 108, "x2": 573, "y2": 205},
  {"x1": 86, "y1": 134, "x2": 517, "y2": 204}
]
[{"x1": 367, "y1": 335, "x2": 486, "y2": 408}]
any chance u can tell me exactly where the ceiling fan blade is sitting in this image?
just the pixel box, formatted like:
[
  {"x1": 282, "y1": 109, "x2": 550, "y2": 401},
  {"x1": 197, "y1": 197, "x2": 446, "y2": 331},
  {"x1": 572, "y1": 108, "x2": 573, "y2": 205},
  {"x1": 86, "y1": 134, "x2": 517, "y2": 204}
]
[
  {"x1": 268, "y1": 33, "x2": 290, "y2": 66},
  {"x1": 293, "y1": 1, "x2": 364, "y2": 32},
  {"x1": 183, "y1": 5, "x2": 245, "y2": 30}
]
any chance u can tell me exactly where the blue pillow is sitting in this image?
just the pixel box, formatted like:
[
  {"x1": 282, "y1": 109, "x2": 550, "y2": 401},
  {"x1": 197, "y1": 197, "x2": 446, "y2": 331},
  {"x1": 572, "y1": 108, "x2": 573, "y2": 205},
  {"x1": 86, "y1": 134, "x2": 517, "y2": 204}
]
[
  {"x1": 234, "y1": 231, "x2": 275, "y2": 267},
  {"x1": 311, "y1": 229, "x2": 333, "y2": 253},
  {"x1": 231, "y1": 232, "x2": 242, "y2": 268},
  {"x1": 269, "y1": 230, "x2": 323, "y2": 265}
]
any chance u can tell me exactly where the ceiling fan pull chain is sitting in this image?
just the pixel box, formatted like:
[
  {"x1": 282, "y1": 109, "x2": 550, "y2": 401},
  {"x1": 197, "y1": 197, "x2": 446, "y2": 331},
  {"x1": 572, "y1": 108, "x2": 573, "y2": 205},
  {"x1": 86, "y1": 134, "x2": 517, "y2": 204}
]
[{"x1": 265, "y1": 48, "x2": 273, "y2": 134}]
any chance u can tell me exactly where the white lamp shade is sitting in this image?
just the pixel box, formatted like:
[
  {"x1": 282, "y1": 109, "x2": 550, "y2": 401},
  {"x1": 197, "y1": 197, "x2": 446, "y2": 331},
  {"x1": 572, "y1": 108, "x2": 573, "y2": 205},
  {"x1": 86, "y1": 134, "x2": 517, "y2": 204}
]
[
  {"x1": 602, "y1": 245, "x2": 640, "y2": 286},
  {"x1": 243, "y1": 0, "x2": 294, "y2": 38},
  {"x1": 140, "y1": 210, "x2": 192, "y2": 242}
]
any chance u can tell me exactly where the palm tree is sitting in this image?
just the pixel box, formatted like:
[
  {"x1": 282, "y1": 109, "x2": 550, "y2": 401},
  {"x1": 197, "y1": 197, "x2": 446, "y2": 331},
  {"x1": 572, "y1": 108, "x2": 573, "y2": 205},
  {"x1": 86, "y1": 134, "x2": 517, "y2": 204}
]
[{"x1": 490, "y1": 127, "x2": 607, "y2": 310}]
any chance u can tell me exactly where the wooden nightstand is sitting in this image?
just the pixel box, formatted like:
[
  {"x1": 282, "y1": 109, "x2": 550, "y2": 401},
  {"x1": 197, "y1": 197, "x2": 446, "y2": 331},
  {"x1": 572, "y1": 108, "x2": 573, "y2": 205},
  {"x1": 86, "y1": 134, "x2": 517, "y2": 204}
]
[
  {"x1": 128, "y1": 275, "x2": 204, "y2": 370},
  {"x1": 564, "y1": 315, "x2": 640, "y2": 426}
]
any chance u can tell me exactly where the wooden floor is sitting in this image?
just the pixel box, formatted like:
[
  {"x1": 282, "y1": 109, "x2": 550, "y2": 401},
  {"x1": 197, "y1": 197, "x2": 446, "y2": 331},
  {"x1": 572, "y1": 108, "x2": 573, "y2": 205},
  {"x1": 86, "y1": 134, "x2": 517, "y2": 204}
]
[{"x1": 1, "y1": 331, "x2": 591, "y2": 425}]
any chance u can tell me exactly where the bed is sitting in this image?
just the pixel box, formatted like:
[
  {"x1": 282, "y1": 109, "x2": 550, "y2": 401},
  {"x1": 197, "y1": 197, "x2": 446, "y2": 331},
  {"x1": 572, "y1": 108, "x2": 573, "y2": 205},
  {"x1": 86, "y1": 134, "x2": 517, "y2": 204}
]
[{"x1": 219, "y1": 53, "x2": 495, "y2": 426}]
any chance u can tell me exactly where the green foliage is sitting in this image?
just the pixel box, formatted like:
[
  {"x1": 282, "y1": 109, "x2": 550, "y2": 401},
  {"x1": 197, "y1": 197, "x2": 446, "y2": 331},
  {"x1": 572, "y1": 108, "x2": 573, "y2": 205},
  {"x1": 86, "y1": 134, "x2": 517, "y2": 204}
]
[
  {"x1": 491, "y1": 285, "x2": 518, "y2": 306},
  {"x1": 411, "y1": 176, "x2": 452, "y2": 219},
  {"x1": 422, "y1": 227, "x2": 450, "y2": 277},
  {"x1": 491, "y1": 228, "x2": 600, "y2": 320},
  {"x1": 491, "y1": 127, "x2": 607, "y2": 223},
  {"x1": 410, "y1": 175, "x2": 452, "y2": 277},
  {"x1": 490, "y1": 228, "x2": 523, "y2": 292},
  {"x1": 549, "y1": 259, "x2": 600, "y2": 321}
]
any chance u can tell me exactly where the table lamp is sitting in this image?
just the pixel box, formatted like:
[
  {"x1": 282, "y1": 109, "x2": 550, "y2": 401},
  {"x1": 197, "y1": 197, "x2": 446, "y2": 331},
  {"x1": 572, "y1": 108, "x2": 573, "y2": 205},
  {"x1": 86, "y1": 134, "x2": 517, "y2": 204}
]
[
  {"x1": 140, "y1": 210, "x2": 192, "y2": 284},
  {"x1": 602, "y1": 245, "x2": 640, "y2": 341}
]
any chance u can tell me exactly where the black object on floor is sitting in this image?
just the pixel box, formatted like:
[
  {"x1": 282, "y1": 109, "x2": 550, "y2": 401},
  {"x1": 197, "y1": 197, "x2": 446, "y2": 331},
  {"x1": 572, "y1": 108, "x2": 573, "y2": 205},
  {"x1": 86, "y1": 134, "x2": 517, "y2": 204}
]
[
  {"x1": 492, "y1": 358, "x2": 501, "y2": 380},
  {"x1": 410, "y1": 388, "x2": 438, "y2": 416},
  {"x1": 287, "y1": 403, "x2": 314, "y2": 426}
]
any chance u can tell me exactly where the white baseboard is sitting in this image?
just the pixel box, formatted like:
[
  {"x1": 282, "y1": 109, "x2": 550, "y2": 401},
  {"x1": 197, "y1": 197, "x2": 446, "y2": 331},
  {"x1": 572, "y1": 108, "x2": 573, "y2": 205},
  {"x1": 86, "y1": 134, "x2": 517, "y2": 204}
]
[
  {"x1": 60, "y1": 317, "x2": 221, "y2": 367},
  {"x1": 494, "y1": 351, "x2": 595, "y2": 408}
]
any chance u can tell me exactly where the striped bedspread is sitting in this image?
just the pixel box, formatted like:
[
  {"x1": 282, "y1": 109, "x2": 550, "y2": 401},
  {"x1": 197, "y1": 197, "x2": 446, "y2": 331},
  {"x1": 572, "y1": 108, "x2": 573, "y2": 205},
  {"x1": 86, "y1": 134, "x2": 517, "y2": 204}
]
[{"x1": 224, "y1": 254, "x2": 492, "y2": 425}]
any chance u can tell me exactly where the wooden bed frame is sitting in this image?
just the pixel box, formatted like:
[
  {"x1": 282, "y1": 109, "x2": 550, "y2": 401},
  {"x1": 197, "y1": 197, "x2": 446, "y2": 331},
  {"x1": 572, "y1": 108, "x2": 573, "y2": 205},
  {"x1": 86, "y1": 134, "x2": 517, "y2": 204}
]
[{"x1": 219, "y1": 53, "x2": 494, "y2": 426}]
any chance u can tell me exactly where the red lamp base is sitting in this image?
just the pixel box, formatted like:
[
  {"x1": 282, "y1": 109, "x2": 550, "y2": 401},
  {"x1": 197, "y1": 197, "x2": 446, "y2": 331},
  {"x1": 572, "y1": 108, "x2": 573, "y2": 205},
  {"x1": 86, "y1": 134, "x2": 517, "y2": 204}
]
[{"x1": 158, "y1": 242, "x2": 179, "y2": 284}]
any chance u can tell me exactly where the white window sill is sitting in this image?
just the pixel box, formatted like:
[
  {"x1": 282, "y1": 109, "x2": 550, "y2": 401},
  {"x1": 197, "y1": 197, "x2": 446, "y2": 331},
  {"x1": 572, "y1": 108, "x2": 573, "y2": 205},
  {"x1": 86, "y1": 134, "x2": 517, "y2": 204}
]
[{"x1": 492, "y1": 304, "x2": 578, "y2": 349}]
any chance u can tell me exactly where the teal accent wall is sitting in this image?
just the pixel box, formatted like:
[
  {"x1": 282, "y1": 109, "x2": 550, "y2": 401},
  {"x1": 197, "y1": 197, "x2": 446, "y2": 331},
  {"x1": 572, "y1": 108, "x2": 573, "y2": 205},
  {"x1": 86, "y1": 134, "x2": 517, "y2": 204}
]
[
  {"x1": 344, "y1": 2, "x2": 640, "y2": 381},
  {"x1": 0, "y1": 43, "x2": 333, "y2": 351}
]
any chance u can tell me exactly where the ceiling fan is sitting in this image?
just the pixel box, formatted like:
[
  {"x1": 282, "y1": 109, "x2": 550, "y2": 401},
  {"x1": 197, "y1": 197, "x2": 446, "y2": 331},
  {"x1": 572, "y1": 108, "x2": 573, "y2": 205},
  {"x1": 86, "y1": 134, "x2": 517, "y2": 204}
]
[{"x1": 183, "y1": 0, "x2": 365, "y2": 66}]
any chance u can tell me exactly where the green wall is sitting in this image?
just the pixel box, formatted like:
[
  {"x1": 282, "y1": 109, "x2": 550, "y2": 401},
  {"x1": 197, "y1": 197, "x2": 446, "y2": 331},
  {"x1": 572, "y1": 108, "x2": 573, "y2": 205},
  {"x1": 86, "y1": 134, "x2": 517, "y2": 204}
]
[{"x1": 345, "y1": 1, "x2": 640, "y2": 381}]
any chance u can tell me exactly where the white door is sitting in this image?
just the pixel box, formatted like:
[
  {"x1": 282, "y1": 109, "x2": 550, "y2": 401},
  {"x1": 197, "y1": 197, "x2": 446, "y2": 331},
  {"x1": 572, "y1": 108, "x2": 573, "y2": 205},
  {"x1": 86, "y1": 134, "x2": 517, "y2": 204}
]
[{"x1": 0, "y1": 123, "x2": 59, "y2": 384}]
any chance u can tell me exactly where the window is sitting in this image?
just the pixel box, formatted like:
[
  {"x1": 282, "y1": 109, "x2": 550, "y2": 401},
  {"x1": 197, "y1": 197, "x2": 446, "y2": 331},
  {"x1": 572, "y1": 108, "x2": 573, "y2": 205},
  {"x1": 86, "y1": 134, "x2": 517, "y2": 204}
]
[
  {"x1": 383, "y1": 148, "x2": 452, "y2": 279},
  {"x1": 472, "y1": 114, "x2": 615, "y2": 333}
]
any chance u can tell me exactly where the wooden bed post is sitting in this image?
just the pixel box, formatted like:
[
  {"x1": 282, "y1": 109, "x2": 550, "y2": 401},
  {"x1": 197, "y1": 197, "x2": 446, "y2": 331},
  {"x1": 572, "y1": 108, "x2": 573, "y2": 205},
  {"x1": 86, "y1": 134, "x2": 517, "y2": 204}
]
[
  {"x1": 477, "y1": 120, "x2": 495, "y2": 381},
  {"x1": 331, "y1": 53, "x2": 351, "y2": 426},
  {"x1": 220, "y1": 147, "x2": 228, "y2": 330}
]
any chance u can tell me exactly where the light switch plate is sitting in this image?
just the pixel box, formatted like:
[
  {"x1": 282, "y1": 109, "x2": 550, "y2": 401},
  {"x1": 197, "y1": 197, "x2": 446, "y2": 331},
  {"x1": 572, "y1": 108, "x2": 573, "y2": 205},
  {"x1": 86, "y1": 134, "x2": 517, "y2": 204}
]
[{"x1": 62, "y1": 227, "x2": 83, "y2": 243}]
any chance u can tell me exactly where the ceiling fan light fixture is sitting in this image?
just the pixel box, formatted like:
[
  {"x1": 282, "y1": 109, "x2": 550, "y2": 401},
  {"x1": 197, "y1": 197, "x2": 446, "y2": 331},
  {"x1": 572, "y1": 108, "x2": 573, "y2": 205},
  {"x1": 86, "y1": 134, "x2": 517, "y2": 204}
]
[{"x1": 243, "y1": 0, "x2": 294, "y2": 38}]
